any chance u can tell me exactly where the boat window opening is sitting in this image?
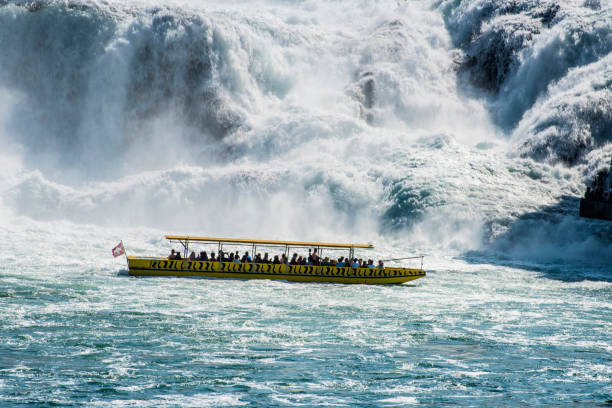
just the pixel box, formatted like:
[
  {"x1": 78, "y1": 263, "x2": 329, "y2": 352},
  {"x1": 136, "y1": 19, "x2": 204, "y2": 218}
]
[{"x1": 163, "y1": 235, "x2": 418, "y2": 270}]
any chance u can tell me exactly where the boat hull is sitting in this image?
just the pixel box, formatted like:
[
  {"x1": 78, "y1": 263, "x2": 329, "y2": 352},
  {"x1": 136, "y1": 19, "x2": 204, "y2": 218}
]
[{"x1": 127, "y1": 257, "x2": 425, "y2": 284}]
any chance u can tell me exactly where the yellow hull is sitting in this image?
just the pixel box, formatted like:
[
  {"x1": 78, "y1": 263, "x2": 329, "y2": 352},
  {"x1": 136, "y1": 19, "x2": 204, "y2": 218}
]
[{"x1": 127, "y1": 257, "x2": 425, "y2": 285}]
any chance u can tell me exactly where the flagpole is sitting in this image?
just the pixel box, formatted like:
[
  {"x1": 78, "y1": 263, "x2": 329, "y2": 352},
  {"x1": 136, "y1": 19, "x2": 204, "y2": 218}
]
[{"x1": 122, "y1": 240, "x2": 128, "y2": 269}]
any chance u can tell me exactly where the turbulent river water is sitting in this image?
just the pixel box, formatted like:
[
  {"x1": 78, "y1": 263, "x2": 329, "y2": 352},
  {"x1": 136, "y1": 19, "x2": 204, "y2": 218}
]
[{"x1": 0, "y1": 0, "x2": 611, "y2": 406}]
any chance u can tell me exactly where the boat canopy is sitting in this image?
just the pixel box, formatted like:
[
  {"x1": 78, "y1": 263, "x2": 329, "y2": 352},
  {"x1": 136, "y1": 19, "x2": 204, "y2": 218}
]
[{"x1": 165, "y1": 235, "x2": 374, "y2": 249}]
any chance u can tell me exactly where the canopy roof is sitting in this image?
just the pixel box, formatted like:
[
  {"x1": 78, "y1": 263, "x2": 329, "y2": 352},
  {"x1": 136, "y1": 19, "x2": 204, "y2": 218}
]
[{"x1": 165, "y1": 235, "x2": 373, "y2": 249}]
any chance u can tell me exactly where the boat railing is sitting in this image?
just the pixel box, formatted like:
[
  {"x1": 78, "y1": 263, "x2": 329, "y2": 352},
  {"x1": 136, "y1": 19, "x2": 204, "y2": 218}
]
[{"x1": 380, "y1": 256, "x2": 424, "y2": 270}]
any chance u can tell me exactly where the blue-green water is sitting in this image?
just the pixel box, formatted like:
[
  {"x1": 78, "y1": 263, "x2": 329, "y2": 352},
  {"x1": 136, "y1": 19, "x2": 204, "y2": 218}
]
[{"x1": 1, "y1": 226, "x2": 610, "y2": 407}]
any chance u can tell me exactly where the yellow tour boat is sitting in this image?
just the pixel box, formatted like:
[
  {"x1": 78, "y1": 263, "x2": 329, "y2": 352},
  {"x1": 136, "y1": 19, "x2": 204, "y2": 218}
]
[{"x1": 127, "y1": 235, "x2": 426, "y2": 284}]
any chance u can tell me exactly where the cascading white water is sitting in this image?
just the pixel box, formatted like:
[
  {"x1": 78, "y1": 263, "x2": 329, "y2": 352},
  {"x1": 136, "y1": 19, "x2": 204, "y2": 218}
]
[{"x1": 0, "y1": 0, "x2": 609, "y2": 261}]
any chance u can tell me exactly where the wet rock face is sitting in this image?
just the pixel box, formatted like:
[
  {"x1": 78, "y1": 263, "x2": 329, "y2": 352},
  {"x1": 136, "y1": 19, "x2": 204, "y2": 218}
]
[
  {"x1": 0, "y1": 1, "x2": 253, "y2": 172},
  {"x1": 441, "y1": 0, "x2": 611, "y2": 176},
  {"x1": 515, "y1": 86, "x2": 612, "y2": 166},
  {"x1": 459, "y1": 16, "x2": 540, "y2": 93},
  {"x1": 126, "y1": 12, "x2": 245, "y2": 140},
  {"x1": 348, "y1": 71, "x2": 376, "y2": 125},
  {"x1": 446, "y1": 0, "x2": 560, "y2": 94}
]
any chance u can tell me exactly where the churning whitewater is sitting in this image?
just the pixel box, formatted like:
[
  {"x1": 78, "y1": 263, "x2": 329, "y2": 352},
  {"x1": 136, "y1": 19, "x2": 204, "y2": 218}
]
[{"x1": 0, "y1": 0, "x2": 610, "y2": 406}]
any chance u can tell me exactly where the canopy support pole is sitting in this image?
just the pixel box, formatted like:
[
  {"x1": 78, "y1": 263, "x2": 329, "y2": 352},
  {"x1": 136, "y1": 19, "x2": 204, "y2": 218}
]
[{"x1": 252, "y1": 244, "x2": 256, "y2": 273}]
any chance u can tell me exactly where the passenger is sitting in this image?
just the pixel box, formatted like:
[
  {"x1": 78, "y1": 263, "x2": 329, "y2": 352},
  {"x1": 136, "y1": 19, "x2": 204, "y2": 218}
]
[
  {"x1": 378, "y1": 260, "x2": 384, "y2": 269},
  {"x1": 175, "y1": 252, "x2": 182, "y2": 260},
  {"x1": 188, "y1": 251, "x2": 196, "y2": 261},
  {"x1": 297, "y1": 255, "x2": 304, "y2": 265},
  {"x1": 281, "y1": 254, "x2": 288, "y2": 264},
  {"x1": 272, "y1": 255, "x2": 280, "y2": 265},
  {"x1": 210, "y1": 252, "x2": 217, "y2": 262},
  {"x1": 312, "y1": 249, "x2": 320, "y2": 266},
  {"x1": 169, "y1": 249, "x2": 176, "y2": 260},
  {"x1": 351, "y1": 258, "x2": 359, "y2": 268},
  {"x1": 368, "y1": 259, "x2": 376, "y2": 268},
  {"x1": 322, "y1": 257, "x2": 331, "y2": 266},
  {"x1": 201, "y1": 251, "x2": 208, "y2": 261},
  {"x1": 290, "y1": 253, "x2": 298, "y2": 265},
  {"x1": 336, "y1": 256, "x2": 345, "y2": 267},
  {"x1": 234, "y1": 254, "x2": 241, "y2": 264},
  {"x1": 263, "y1": 253, "x2": 270, "y2": 263},
  {"x1": 255, "y1": 253, "x2": 262, "y2": 263},
  {"x1": 242, "y1": 251, "x2": 252, "y2": 263},
  {"x1": 229, "y1": 252, "x2": 235, "y2": 263}
]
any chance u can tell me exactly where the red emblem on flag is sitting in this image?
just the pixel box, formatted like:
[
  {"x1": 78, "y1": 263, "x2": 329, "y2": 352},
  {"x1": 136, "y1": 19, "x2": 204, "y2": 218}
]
[{"x1": 112, "y1": 241, "x2": 125, "y2": 257}]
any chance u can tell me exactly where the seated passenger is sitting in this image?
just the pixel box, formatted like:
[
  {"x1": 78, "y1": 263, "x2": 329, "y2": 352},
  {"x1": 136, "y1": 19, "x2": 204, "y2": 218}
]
[
  {"x1": 210, "y1": 252, "x2": 217, "y2": 262},
  {"x1": 378, "y1": 260, "x2": 384, "y2": 269},
  {"x1": 367, "y1": 259, "x2": 376, "y2": 268},
  {"x1": 234, "y1": 254, "x2": 241, "y2": 264},
  {"x1": 272, "y1": 255, "x2": 280, "y2": 265},
  {"x1": 255, "y1": 253, "x2": 262, "y2": 263},
  {"x1": 263, "y1": 253, "x2": 270, "y2": 263},
  {"x1": 351, "y1": 258, "x2": 359, "y2": 268},
  {"x1": 188, "y1": 251, "x2": 196, "y2": 261},
  {"x1": 169, "y1": 249, "x2": 176, "y2": 260},
  {"x1": 175, "y1": 252, "x2": 182, "y2": 260},
  {"x1": 290, "y1": 253, "x2": 298, "y2": 265},
  {"x1": 201, "y1": 251, "x2": 208, "y2": 261},
  {"x1": 322, "y1": 257, "x2": 331, "y2": 266},
  {"x1": 242, "y1": 251, "x2": 252, "y2": 263},
  {"x1": 281, "y1": 254, "x2": 288, "y2": 264},
  {"x1": 298, "y1": 256, "x2": 304, "y2": 265}
]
